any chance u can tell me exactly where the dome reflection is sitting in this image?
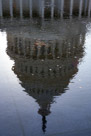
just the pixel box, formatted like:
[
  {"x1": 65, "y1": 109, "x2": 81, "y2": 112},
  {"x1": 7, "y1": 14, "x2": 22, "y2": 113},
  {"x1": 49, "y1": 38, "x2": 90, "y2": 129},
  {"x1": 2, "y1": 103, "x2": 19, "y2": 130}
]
[{"x1": 6, "y1": 19, "x2": 86, "y2": 133}]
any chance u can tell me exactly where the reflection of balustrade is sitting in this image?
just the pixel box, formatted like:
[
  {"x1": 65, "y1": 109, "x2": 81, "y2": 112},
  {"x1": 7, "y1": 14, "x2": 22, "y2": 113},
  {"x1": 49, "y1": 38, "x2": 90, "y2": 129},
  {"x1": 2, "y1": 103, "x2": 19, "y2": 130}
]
[
  {"x1": 0, "y1": 0, "x2": 91, "y2": 18},
  {"x1": 7, "y1": 35, "x2": 84, "y2": 60}
]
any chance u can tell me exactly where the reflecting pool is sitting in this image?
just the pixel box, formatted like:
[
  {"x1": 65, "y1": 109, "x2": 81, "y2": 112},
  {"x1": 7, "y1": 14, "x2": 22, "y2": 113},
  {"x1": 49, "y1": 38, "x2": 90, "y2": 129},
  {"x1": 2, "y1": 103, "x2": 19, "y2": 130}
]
[{"x1": 0, "y1": 18, "x2": 91, "y2": 136}]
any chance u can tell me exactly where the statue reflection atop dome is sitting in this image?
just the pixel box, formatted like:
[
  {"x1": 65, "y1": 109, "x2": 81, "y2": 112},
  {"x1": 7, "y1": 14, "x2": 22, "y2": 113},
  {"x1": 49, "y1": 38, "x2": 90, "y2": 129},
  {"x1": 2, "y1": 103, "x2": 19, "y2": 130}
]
[{"x1": 6, "y1": 19, "x2": 86, "y2": 133}]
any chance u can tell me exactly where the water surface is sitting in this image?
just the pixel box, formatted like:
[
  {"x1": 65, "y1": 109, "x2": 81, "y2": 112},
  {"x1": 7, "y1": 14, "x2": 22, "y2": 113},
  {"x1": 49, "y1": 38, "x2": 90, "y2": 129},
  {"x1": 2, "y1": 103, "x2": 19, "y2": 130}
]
[{"x1": 0, "y1": 18, "x2": 91, "y2": 136}]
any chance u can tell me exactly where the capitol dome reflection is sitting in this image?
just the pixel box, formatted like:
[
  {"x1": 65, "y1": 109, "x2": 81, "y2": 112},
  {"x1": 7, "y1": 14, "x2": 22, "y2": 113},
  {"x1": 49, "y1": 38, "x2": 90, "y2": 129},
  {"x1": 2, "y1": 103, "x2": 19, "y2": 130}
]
[{"x1": 6, "y1": 19, "x2": 86, "y2": 133}]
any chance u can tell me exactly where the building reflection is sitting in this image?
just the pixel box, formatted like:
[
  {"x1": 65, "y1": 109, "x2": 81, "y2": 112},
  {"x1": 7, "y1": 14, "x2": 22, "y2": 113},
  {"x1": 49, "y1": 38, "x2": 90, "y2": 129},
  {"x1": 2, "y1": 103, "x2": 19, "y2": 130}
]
[{"x1": 6, "y1": 20, "x2": 86, "y2": 133}]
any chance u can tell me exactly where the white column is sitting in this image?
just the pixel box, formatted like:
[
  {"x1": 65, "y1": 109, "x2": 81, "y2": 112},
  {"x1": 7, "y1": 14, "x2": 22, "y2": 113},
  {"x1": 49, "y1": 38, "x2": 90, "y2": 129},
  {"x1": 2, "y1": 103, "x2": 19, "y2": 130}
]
[
  {"x1": 0, "y1": 0, "x2": 3, "y2": 17},
  {"x1": 79, "y1": 0, "x2": 83, "y2": 18},
  {"x1": 29, "y1": 0, "x2": 32, "y2": 18},
  {"x1": 60, "y1": 0, "x2": 64, "y2": 18},
  {"x1": 41, "y1": 0, "x2": 45, "y2": 18},
  {"x1": 70, "y1": 0, "x2": 73, "y2": 16},
  {"x1": 51, "y1": 0, "x2": 54, "y2": 18},
  {"x1": 20, "y1": 0, "x2": 23, "y2": 18},
  {"x1": 88, "y1": 0, "x2": 91, "y2": 17},
  {"x1": 9, "y1": 0, "x2": 13, "y2": 17}
]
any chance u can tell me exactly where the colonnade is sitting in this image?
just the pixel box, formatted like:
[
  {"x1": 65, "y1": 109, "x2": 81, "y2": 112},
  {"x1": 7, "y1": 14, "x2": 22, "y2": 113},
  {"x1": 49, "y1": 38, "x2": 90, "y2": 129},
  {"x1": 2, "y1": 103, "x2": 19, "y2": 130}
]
[
  {"x1": 12, "y1": 58, "x2": 78, "y2": 78},
  {"x1": 7, "y1": 34, "x2": 84, "y2": 60},
  {"x1": 0, "y1": 0, "x2": 91, "y2": 18}
]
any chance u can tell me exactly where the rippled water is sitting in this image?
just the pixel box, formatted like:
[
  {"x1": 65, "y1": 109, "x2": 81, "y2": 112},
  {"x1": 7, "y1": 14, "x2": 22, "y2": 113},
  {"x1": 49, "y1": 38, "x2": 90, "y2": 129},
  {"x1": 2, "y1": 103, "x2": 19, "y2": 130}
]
[{"x1": 0, "y1": 18, "x2": 91, "y2": 136}]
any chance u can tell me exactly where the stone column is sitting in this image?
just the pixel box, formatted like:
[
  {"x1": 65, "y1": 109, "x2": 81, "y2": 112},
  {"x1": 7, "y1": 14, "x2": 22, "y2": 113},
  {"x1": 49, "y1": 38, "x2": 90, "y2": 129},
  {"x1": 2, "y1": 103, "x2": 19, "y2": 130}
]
[
  {"x1": 51, "y1": 0, "x2": 54, "y2": 18},
  {"x1": 29, "y1": 0, "x2": 32, "y2": 18},
  {"x1": 37, "y1": 45, "x2": 40, "y2": 59},
  {"x1": 84, "y1": 0, "x2": 88, "y2": 15},
  {"x1": 41, "y1": 0, "x2": 45, "y2": 18},
  {"x1": 9, "y1": 0, "x2": 13, "y2": 17},
  {"x1": 0, "y1": 0, "x2": 3, "y2": 17},
  {"x1": 20, "y1": 0, "x2": 23, "y2": 18},
  {"x1": 45, "y1": 44, "x2": 48, "y2": 59},
  {"x1": 88, "y1": 0, "x2": 91, "y2": 17},
  {"x1": 79, "y1": 0, "x2": 83, "y2": 18},
  {"x1": 38, "y1": 0, "x2": 41, "y2": 17},
  {"x1": 60, "y1": 0, "x2": 64, "y2": 18},
  {"x1": 70, "y1": 0, "x2": 74, "y2": 17}
]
